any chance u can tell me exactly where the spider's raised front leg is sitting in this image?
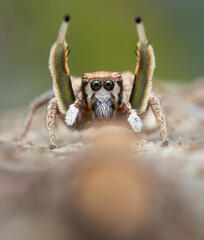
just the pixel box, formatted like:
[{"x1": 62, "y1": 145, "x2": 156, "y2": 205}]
[
  {"x1": 15, "y1": 90, "x2": 54, "y2": 141},
  {"x1": 46, "y1": 97, "x2": 59, "y2": 149},
  {"x1": 119, "y1": 102, "x2": 142, "y2": 133},
  {"x1": 149, "y1": 95, "x2": 168, "y2": 146}
]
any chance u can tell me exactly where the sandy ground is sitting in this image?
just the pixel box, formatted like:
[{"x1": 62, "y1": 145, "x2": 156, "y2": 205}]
[{"x1": 0, "y1": 80, "x2": 204, "y2": 240}]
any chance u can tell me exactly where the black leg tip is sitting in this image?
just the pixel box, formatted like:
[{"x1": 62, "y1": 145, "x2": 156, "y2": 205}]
[
  {"x1": 64, "y1": 14, "x2": 71, "y2": 22},
  {"x1": 135, "y1": 17, "x2": 142, "y2": 24}
]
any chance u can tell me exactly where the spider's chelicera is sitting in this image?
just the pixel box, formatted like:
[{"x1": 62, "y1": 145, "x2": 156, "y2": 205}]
[{"x1": 16, "y1": 15, "x2": 168, "y2": 149}]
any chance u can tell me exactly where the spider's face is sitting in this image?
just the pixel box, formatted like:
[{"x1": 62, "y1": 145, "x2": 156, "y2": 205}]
[{"x1": 82, "y1": 71, "x2": 123, "y2": 119}]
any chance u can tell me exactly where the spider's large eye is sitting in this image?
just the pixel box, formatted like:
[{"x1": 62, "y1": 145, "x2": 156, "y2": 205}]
[
  {"x1": 104, "y1": 80, "x2": 114, "y2": 91},
  {"x1": 91, "y1": 80, "x2": 102, "y2": 91}
]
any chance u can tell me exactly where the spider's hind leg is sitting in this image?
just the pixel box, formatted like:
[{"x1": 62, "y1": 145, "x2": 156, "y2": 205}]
[
  {"x1": 148, "y1": 94, "x2": 169, "y2": 146},
  {"x1": 15, "y1": 90, "x2": 54, "y2": 141},
  {"x1": 46, "y1": 97, "x2": 59, "y2": 149}
]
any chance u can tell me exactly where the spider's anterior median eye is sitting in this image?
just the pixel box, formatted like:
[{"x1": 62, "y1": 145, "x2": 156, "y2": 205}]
[
  {"x1": 91, "y1": 80, "x2": 102, "y2": 91},
  {"x1": 104, "y1": 80, "x2": 114, "y2": 91}
]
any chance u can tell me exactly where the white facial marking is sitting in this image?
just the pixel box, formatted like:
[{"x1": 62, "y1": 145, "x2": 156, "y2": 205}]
[
  {"x1": 93, "y1": 101, "x2": 114, "y2": 120},
  {"x1": 65, "y1": 104, "x2": 79, "y2": 126},
  {"x1": 95, "y1": 89, "x2": 112, "y2": 102},
  {"x1": 127, "y1": 109, "x2": 142, "y2": 132}
]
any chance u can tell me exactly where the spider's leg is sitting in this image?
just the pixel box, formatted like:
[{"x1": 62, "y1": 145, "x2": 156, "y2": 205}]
[
  {"x1": 49, "y1": 15, "x2": 75, "y2": 115},
  {"x1": 118, "y1": 102, "x2": 142, "y2": 133},
  {"x1": 149, "y1": 95, "x2": 168, "y2": 146},
  {"x1": 129, "y1": 17, "x2": 155, "y2": 115},
  {"x1": 15, "y1": 90, "x2": 54, "y2": 141},
  {"x1": 46, "y1": 97, "x2": 59, "y2": 149}
]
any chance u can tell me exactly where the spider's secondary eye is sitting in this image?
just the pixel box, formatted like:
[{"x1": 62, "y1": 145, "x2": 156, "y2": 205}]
[
  {"x1": 117, "y1": 79, "x2": 123, "y2": 85},
  {"x1": 104, "y1": 80, "x2": 114, "y2": 91},
  {"x1": 82, "y1": 80, "x2": 88, "y2": 87},
  {"x1": 91, "y1": 80, "x2": 102, "y2": 91}
]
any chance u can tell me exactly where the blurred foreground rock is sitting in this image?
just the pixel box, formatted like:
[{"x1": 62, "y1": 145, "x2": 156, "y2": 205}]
[{"x1": 0, "y1": 80, "x2": 204, "y2": 240}]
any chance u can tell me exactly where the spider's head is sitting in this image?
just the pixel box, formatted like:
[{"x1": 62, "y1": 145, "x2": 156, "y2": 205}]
[{"x1": 82, "y1": 71, "x2": 123, "y2": 119}]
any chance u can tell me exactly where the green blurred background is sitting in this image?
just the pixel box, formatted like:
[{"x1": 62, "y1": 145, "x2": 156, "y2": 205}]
[{"x1": 0, "y1": 0, "x2": 204, "y2": 110}]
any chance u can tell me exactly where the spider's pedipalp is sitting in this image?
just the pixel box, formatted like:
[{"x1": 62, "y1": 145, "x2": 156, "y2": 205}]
[
  {"x1": 49, "y1": 15, "x2": 75, "y2": 115},
  {"x1": 127, "y1": 109, "x2": 142, "y2": 133},
  {"x1": 65, "y1": 103, "x2": 80, "y2": 127},
  {"x1": 118, "y1": 102, "x2": 142, "y2": 133}
]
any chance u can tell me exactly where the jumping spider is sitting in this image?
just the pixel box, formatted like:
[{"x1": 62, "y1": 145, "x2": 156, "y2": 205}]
[{"x1": 16, "y1": 15, "x2": 168, "y2": 149}]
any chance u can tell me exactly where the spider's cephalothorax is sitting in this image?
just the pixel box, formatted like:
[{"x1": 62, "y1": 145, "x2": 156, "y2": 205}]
[
  {"x1": 16, "y1": 15, "x2": 168, "y2": 149},
  {"x1": 81, "y1": 71, "x2": 123, "y2": 119},
  {"x1": 65, "y1": 70, "x2": 141, "y2": 132},
  {"x1": 80, "y1": 72, "x2": 122, "y2": 120}
]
